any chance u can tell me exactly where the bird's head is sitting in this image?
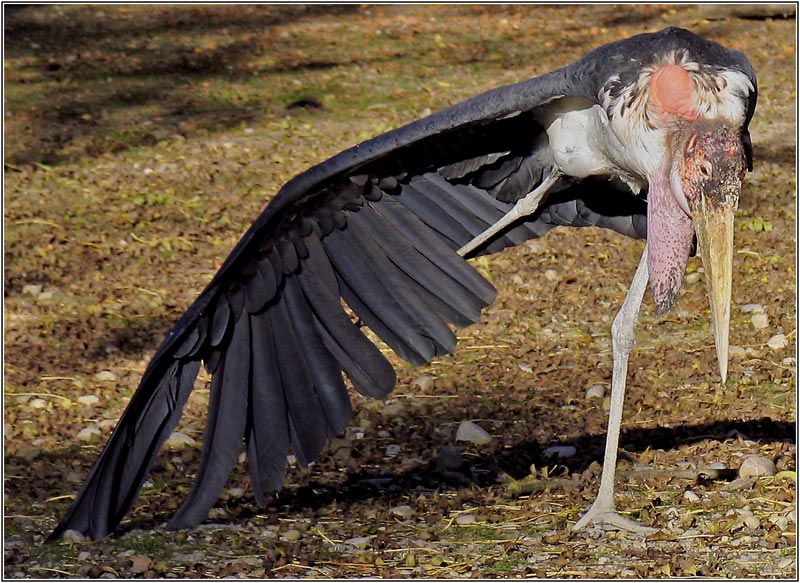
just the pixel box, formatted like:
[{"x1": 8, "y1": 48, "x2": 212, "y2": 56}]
[{"x1": 672, "y1": 122, "x2": 747, "y2": 383}]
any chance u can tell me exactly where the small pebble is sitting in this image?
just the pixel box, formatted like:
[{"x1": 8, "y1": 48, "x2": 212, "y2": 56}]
[
  {"x1": 684, "y1": 271, "x2": 701, "y2": 284},
  {"x1": 282, "y1": 529, "x2": 302, "y2": 542},
  {"x1": 390, "y1": 505, "x2": 415, "y2": 520},
  {"x1": 543, "y1": 445, "x2": 576, "y2": 459},
  {"x1": 130, "y1": 555, "x2": 153, "y2": 574},
  {"x1": 683, "y1": 490, "x2": 700, "y2": 502},
  {"x1": 77, "y1": 551, "x2": 92, "y2": 561},
  {"x1": 743, "y1": 515, "x2": 761, "y2": 529},
  {"x1": 708, "y1": 461, "x2": 727, "y2": 470},
  {"x1": 766, "y1": 333, "x2": 788, "y2": 350},
  {"x1": 455, "y1": 514, "x2": 476, "y2": 525},
  {"x1": 77, "y1": 395, "x2": 100, "y2": 406},
  {"x1": 738, "y1": 455, "x2": 777, "y2": 478},
  {"x1": 345, "y1": 536, "x2": 372, "y2": 550},
  {"x1": 585, "y1": 385, "x2": 605, "y2": 400},
  {"x1": 411, "y1": 375, "x2": 434, "y2": 391},
  {"x1": 94, "y1": 370, "x2": 119, "y2": 382},
  {"x1": 381, "y1": 401, "x2": 404, "y2": 416},
  {"x1": 22, "y1": 284, "x2": 43, "y2": 296},
  {"x1": 777, "y1": 557, "x2": 794, "y2": 570},
  {"x1": 29, "y1": 398, "x2": 48, "y2": 409},
  {"x1": 385, "y1": 444, "x2": 402, "y2": 457},
  {"x1": 741, "y1": 303, "x2": 765, "y2": 313},
  {"x1": 62, "y1": 529, "x2": 86, "y2": 543},
  {"x1": 729, "y1": 345, "x2": 747, "y2": 357},
  {"x1": 455, "y1": 420, "x2": 492, "y2": 445},
  {"x1": 751, "y1": 312, "x2": 769, "y2": 330},
  {"x1": 77, "y1": 425, "x2": 102, "y2": 441},
  {"x1": 164, "y1": 431, "x2": 196, "y2": 449},
  {"x1": 768, "y1": 515, "x2": 789, "y2": 530},
  {"x1": 544, "y1": 269, "x2": 558, "y2": 281}
]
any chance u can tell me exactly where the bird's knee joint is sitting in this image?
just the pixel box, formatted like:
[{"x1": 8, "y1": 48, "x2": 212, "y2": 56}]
[{"x1": 611, "y1": 313, "x2": 637, "y2": 352}]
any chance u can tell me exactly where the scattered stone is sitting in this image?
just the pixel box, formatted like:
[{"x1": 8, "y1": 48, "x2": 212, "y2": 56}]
[
  {"x1": 544, "y1": 269, "x2": 558, "y2": 281},
  {"x1": 777, "y1": 557, "x2": 794, "y2": 570},
  {"x1": 543, "y1": 445, "x2": 576, "y2": 459},
  {"x1": 29, "y1": 398, "x2": 48, "y2": 409},
  {"x1": 683, "y1": 490, "x2": 700, "y2": 502},
  {"x1": 768, "y1": 514, "x2": 790, "y2": 531},
  {"x1": 385, "y1": 444, "x2": 401, "y2": 457},
  {"x1": 282, "y1": 529, "x2": 302, "y2": 542},
  {"x1": 455, "y1": 420, "x2": 492, "y2": 445},
  {"x1": 164, "y1": 431, "x2": 196, "y2": 449},
  {"x1": 77, "y1": 551, "x2": 92, "y2": 561},
  {"x1": 738, "y1": 455, "x2": 777, "y2": 478},
  {"x1": 585, "y1": 385, "x2": 605, "y2": 400},
  {"x1": 729, "y1": 345, "x2": 747, "y2": 357},
  {"x1": 455, "y1": 513, "x2": 476, "y2": 525},
  {"x1": 22, "y1": 284, "x2": 43, "y2": 296},
  {"x1": 390, "y1": 505, "x2": 415, "y2": 520},
  {"x1": 77, "y1": 395, "x2": 100, "y2": 406},
  {"x1": 708, "y1": 461, "x2": 728, "y2": 470},
  {"x1": 77, "y1": 425, "x2": 102, "y2": 441},
  {"x1": 436, "y1": 445, "x2": 463, "y2": 473},
  {"x1": 94, "y1": 370, "x2": 119, "y2": 382},
  {"x1": 766, "y1": 333, "x2": 788, "y2": 350},
  {"x1": 518, "y1": 363, "x2": 533, "y2": 373},
  {"x1": 684, "y1": 271, "x2": 701, "y2": 284},
  {"x1": 741, "y1": 303, "x2": 765, "y2": 313},
  {"x1": 381, "y1": 401, "x2": 404, "y2": 416},
  {"x1": 345, "y1": 536, "x2": 372, "y2": 550},
  {"x1": 750, "y1": 312, "x2": 769, "y2": 330},
  {"x1": 131, "y1": 555, "x2": 153, "y2": 574},
  {"x1": 62, "y1": 529, "x2": 86, "y2": 543},
  {"x1": 411, "y1": 375, "x2": 434, "y2": 391},
  {"x1": 743, "y1": 515, "x2": 761, "y2": 529}
]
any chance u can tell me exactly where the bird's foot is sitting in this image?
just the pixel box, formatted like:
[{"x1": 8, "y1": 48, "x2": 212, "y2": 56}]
[{"x1": 572, "y1": 500, "x2": 656, "y2": 534}]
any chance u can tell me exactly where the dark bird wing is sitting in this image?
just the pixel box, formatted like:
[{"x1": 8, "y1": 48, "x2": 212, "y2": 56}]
[{"x1": 52, "y1": 31, "x2": 712, "y2": 540}]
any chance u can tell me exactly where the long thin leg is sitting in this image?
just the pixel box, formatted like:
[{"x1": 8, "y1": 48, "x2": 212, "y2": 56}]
[
  {"x1": 573, "y1": 245, "x2": 656, "y2": 533},
  {"x1": 457, "y1": 171, "x2": 561, "y2": 257}
]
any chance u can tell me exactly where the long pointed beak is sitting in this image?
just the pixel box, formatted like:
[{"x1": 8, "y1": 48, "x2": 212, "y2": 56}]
[{"x1": 693, "y1": 201, "x2": 736, "y2": 384}]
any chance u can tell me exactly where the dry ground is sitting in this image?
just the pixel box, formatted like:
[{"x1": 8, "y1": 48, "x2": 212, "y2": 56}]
[{"x1": 4, "y1": 4, "x2": 796, "y2": 578}]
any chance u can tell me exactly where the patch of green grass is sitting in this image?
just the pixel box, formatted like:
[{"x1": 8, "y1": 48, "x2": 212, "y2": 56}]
[{"x1": 493, "y1": 555, "x2": 524, "y2": 572}]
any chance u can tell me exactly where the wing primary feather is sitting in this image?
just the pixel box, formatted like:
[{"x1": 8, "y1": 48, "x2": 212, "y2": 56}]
[
  {"x1": 49, "y1": 359, "x2": 201, "y2": 540},
  {"x1": 246, "y1": 309, "x2": 289, "y2": 504},
  {"x1": 343, "y1": 213, "x2": 457, "y2": 355},
  {"x1": 323, "y1": 227, "x2": 436, "y2": 365},
  {"x1": 282, "y1": 276, "x2": 352, "y2": 436},
  {"x1": 357, "y1": 203, "x2": 484, "y2": 327},
  {"x1": 373, "y1": 196, "x2": 497, "y2": 305},
  {"x1": 167, "y1": 316, "x2": 251, "y2": 530},
  {"x1": 268, "y1": 290, "x2": 328, "y2": 468},
  {"x1": 297, "y1": 235, "x2": 396, "y2": 397},
  {"x1": 395, "y1": 181, "x2": 472, "y2": 247}
]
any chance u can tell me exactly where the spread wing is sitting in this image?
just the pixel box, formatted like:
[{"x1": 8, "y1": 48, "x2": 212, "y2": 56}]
[{"x1": 51, "y1": 46, "x2": 653, "y2": 541}]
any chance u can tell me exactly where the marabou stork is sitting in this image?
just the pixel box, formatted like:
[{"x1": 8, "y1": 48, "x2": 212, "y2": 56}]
[{"x1": 51, "y1": 27, "x2": 757, "y2": 540}]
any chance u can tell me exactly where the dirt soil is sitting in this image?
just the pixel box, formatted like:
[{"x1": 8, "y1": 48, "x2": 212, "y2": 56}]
[{"x1": 4, "y1": 4, "x2": 796, "y2": 579}]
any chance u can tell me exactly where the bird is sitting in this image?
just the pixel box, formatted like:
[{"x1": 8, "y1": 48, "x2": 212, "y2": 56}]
[{"x1": 50, "y1": 26, "x2": 757, "y2": 540}]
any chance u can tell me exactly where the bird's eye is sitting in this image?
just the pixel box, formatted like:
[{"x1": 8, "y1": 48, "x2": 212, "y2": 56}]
[{"x1": 699, "y1": 162, "x2": 713, "y2": 178}]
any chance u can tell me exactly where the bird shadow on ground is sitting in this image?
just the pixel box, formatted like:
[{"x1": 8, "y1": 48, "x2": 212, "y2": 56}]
[{"x1": 30, "y1": 416, "x2": 793, "y2": 538}]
